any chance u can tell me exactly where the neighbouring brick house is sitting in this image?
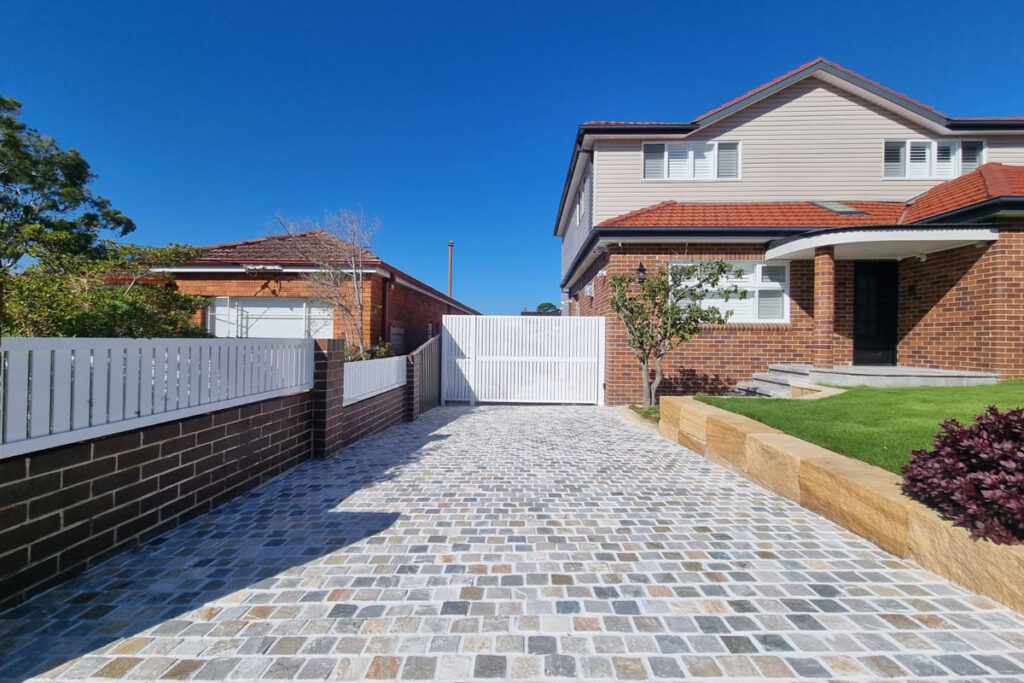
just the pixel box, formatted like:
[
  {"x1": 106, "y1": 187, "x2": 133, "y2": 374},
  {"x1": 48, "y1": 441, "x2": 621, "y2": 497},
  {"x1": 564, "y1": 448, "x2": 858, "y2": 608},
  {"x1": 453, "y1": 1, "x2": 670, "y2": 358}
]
[
  {"x1": 156, "y1": 231, "x2": 477, "y2": 353},
  {"x1": 555, "y1": 58, "x2": 1024, "y2": 405}
]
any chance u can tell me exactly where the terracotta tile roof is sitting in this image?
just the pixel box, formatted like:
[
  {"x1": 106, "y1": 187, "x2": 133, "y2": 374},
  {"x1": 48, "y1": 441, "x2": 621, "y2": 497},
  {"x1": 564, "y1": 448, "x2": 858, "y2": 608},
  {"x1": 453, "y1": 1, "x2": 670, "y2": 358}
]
[
  {"x1": 194, "y1": 231, "x2": 380, "y2": 266},
  {"x1": 599, "y1": 200, "x2": 906, "y2": 228},
  {"x1": 903, "y1": 163, "x2": 1024, "y2": 222}
]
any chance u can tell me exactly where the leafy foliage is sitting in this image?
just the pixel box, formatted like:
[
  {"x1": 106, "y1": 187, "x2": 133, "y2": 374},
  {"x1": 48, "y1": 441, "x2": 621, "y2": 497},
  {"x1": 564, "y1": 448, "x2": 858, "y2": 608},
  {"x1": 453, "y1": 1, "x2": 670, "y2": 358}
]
[
  {"x1": 902, "y1": 406, "x2": 1024, "y2": 545},
  {"x1": 1, "y1": 94, "x2": 134, "y2": 274},
  {"x1": 536, "y1": 302, "x2": 559, "y2": 313},
  {"x1": 1, "y1": 242, "x2": 211, "y2": 338},
  {"x1": 344, "y1": 341, "x2": 393, "y2": 361},
  {"x1": 609, "y1": 262, "x2": 744, "y2": 407}
]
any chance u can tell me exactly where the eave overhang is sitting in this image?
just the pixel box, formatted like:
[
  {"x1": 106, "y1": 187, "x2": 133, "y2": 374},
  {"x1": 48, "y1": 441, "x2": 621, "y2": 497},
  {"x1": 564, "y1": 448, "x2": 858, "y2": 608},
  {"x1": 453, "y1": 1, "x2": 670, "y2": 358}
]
[{"x1": 764, "y1": 225, "x2": 999, "y2": 261}]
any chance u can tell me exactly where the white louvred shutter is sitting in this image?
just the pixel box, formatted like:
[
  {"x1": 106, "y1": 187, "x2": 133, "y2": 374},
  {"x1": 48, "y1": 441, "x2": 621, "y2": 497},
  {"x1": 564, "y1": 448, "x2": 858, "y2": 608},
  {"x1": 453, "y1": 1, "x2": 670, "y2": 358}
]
[
  {"x1": 935, "y1": 142, "x2": 956, "y2": 179},
  {"x1": 717, "y1": 142, "x2": 740, "y2": 178},
  {"x1": 961, "y1": 141, "x2": 984, "y2": 174},
  {"x1": 907, "y1": 141, "x2": 932, "y2": 178},
  {"x1": 666, "y1": 143, "x2": 689, "y2": 179},
  {"x1": 884, "y1": 141, "x2": 906, "y2": 177},
  {"x1": 692, "y1": 142, "x2": 714, "y2": 179},
  {"x1": 643, "y1": 144, "x2": 665, "y2": 179}
]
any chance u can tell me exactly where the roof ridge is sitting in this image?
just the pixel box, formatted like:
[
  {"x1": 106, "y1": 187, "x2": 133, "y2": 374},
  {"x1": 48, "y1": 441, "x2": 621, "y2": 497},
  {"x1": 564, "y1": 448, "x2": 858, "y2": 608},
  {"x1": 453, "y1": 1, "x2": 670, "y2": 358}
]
[
  {"x1": 201, "y1": 230, "x2": 327, "y2": 251},
  {"x1": 978, "y1": 162, "x2": 1014, "y2": 197}
]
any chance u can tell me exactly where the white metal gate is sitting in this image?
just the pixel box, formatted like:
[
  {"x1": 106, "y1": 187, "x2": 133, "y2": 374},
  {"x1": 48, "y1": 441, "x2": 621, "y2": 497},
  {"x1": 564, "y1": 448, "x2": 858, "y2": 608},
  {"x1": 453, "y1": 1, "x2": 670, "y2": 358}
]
[{"x1": 441, "y1": 315, "x2": 605, "y2": 405}]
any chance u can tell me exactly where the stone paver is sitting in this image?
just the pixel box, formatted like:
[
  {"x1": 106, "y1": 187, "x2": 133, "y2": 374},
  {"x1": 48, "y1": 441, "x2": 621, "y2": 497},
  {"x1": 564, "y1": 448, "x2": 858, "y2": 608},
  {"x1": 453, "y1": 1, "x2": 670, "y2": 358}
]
[{"x1": 2, "y1": 405, "x2": 1024, "y2": 681}]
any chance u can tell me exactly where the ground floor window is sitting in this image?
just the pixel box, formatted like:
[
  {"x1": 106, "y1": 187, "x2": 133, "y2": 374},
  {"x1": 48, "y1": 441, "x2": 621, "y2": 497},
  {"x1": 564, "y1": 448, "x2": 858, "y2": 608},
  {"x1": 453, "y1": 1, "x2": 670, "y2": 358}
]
[
  {"x1": 207, "y1": 297, "x2": 334, "y2": 338},
  {"x1": 670, "y1": 260, "x2": 790, "y2": 323}
]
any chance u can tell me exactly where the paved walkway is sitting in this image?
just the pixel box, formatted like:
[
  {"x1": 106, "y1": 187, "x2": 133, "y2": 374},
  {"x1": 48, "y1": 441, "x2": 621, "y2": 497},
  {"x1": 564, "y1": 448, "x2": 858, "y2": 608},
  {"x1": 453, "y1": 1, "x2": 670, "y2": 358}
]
[{"x1": 3, "y1": 406, "x2": 1024, "y2": 681}]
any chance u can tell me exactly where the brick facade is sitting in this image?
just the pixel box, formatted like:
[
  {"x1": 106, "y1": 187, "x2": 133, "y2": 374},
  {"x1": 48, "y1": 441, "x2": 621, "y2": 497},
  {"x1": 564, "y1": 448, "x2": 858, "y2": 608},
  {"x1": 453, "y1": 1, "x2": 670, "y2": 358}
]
[
  {"x1": 898, "y1": 227, "x2": 1024, "y2": 377},
  {"x1": 813, "y1": 247, "x2": 836, "y2": 367},
  {"x1": 568, "y1": 229, "x2": 1023, "y2": 405},
  {"x1": 570, "y1": 244, "x2": 818, "y2": 405},
  {"x1": 175, "y1": 272, "x2": 461, "y2": 351},
  {"x1": 0, "y1": 340, "x2": 437, "y2": 608}
]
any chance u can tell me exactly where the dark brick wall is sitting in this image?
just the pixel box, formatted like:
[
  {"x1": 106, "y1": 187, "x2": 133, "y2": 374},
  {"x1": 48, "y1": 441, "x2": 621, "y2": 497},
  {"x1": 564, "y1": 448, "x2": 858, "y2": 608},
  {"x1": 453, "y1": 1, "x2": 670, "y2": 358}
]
[
  {"x1": 0, "y1": 392, "x2": 312, "y2": 609},
  {"x1": 341, "y1": 386, "x2": 407, "y2": 447},
  {"x1": 313, "y1": 339, "x2": 346, "y2": 458}
]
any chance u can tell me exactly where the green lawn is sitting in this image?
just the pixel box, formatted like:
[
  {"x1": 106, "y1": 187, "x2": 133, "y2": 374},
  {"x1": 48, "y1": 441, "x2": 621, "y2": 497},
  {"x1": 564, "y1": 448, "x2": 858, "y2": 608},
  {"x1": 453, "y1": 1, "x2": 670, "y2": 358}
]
[{"x1": 697, "y1": 381, "x2": 1024, "y2": 474}]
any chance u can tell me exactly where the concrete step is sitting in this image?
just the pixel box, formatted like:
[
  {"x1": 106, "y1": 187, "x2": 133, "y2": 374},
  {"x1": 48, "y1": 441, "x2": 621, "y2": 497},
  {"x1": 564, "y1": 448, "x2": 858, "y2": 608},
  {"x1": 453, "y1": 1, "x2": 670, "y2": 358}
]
[
  {"x1": 736, "y1": 380, "x2": 790, "y2": 398},
  {"x1": 767, "y1": 363, "x2": 812, "y2": 379},
  {"x1": 752, "y1": 372, "x2": 794, "y2": 388}
]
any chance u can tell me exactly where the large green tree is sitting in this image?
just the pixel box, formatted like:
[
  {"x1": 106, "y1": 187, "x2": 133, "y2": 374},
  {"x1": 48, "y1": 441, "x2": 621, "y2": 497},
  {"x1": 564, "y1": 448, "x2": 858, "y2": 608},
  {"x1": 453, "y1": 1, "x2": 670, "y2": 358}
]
[
  {"x1": 1, "y1": 242, "x2": 210, "y2": 338},
  {"x1": 610, "y1": 262, "x2": 745, "y2": 407},
  {"x1": 1, "y1": 94, "x2": 134, "y2": 312}
]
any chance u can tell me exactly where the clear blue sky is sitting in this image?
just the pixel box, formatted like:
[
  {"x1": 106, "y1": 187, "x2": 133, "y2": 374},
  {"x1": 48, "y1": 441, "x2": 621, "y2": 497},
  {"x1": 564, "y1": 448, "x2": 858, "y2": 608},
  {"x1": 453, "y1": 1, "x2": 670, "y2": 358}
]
[{"x1": 2, "y1": 1, "x2": 1022, "y2": 313}]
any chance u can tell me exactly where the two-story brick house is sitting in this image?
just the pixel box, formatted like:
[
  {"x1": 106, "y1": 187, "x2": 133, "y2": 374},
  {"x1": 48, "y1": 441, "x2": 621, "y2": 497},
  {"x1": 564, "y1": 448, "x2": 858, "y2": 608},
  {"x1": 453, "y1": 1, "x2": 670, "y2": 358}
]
[{"x1": 555, "y1": 59, "x2": 1024, "y2": 404}]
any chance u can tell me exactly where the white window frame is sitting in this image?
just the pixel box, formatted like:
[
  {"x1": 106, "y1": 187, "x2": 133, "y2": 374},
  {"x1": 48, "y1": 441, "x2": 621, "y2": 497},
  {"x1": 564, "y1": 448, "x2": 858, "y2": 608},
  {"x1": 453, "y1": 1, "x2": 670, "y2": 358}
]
[
  {"x1": 670, "y1": 260, "x2": 790, "y2": 324},
  {"x1": 642, "y1": 140, "x2": 742, "y2": 181},
  {"x1": 882, "y1": 139, "x2": 985, "y2": 180}
]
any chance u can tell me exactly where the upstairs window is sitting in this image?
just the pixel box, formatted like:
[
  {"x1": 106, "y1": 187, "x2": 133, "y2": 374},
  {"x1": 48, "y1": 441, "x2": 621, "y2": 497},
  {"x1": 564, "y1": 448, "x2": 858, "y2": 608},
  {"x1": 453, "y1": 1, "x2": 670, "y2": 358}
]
[
  {"x1": 643, "y1": 141, "x2": 741, "y2": 180},
  {"x1": 671, "y1": 260, "x2": 789, "y2": 324},
  {"x1": 884, "y1": 139, "x2": 984, "y2": 179}
]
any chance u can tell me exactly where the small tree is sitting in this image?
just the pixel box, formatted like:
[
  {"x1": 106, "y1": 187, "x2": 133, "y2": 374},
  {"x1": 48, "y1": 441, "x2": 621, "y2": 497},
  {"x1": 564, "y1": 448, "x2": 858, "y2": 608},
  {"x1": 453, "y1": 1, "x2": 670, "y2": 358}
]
[
  {"x1": 275, "y1": 210, "x2": 379, "y2": 354},
  {"x1": 536, "y1": 302, "x2": 559, "y2": 313},
  {"x1": 609, "y1": 262, "x2": 745, "y2": 407}
]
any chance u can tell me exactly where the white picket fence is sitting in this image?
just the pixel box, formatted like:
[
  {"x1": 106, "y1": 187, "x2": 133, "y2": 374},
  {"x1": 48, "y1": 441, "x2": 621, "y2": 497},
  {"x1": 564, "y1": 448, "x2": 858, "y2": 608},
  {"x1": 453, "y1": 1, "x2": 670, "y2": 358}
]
[
  {"x1": 342, "y1": 356, "x2": 407, "y2": 406},
  {"x1": 441, "y1": 315, "x2": 605, "y2": 405},
  {"x1": 0, "y1": 337, "x2": 314, "y2": 458}
]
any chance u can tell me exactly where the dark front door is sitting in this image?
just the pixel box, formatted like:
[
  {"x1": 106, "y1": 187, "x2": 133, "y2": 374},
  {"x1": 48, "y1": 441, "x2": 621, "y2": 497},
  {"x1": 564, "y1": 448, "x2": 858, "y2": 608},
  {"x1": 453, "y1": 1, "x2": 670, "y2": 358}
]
[{"x1": 853, "y1": 261, "x2": 898, "y2": 365}]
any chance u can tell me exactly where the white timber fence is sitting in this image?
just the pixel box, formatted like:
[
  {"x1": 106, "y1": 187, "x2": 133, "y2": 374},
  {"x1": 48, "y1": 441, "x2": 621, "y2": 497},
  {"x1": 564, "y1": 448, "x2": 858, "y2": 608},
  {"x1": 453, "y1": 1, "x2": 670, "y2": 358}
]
[
  {"x1": 342, "y1": 355, "x2": 407, "y2": 406},
  {"x1": 441, "y1": 315, "x2": 605, "y2": 405},
  {"x1": 0, "y1": 337, "x2": 314, "y2": 459}
]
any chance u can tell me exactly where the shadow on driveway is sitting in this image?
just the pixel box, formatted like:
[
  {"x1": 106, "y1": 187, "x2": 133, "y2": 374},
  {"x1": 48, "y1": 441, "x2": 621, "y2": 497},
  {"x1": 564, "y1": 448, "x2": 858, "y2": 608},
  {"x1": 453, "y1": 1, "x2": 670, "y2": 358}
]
[{"x1": 0, "y1": 408, "x2": 465, "y2": 681}]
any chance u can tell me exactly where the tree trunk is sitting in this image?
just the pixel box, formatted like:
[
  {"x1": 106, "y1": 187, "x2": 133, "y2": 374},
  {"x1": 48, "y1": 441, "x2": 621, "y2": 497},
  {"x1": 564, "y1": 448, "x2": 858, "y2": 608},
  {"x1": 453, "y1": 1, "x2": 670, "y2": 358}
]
[
  {"x1": 641, "y1": 358, "x2": 652, "y2": 407},
  {"x1": 650, "y1": 354, "x2": 664, "y2": 405}
]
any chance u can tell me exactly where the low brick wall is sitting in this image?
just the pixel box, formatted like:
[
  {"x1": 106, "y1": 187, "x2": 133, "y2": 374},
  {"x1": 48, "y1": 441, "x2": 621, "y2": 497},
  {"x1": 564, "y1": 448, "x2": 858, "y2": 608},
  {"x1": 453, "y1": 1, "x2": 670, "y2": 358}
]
[
  {"x1": 659, "y1": 396, "x2": 1024, "y2": 612},
  {"x1": 0, "y1": 341, "x2": 435, "y2": 608},
  {"x1": 341, "y1": 386, "x2": 407, "y2": 447},
  {"x1": 0, "y1": 392, "x2": 312, "y2": 609}
]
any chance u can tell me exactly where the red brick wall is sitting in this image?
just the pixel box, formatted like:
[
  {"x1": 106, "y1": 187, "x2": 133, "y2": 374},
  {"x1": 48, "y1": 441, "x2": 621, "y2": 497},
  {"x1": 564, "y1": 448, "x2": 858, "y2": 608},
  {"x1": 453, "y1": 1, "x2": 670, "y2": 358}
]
[
  {"x1": 570, "y1": 244, "x2": 818, "y2": 405},
  {"x1": 383, "y1": 280, "x2": 456, "y2": 353},
  {"x1": 0, "y1": 392, "x2": 312, "y2": 609},
  {"x1": 898, "y1": 228, "x2": 1024, "y2": 377}
]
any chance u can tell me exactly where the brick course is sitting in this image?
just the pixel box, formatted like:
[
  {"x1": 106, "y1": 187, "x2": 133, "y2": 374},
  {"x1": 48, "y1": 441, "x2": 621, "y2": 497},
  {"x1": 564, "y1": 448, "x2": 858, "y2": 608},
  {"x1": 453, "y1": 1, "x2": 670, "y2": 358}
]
[{"x1": 0, "y1": 392, "x2": 313, "y2": 609}]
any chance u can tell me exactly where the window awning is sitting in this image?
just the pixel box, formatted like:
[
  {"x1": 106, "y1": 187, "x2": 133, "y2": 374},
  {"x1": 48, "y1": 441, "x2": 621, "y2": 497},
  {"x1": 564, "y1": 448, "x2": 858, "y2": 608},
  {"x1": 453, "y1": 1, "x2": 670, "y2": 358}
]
[{"x1": 765, "y1": 226, "x2": 999, "y2": 261}]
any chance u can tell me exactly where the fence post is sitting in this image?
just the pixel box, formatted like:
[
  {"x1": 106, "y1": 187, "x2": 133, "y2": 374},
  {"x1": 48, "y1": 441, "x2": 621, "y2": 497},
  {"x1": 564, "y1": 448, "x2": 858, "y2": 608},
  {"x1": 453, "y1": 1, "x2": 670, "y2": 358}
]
[
  {"x1": 406, "y1": 351, "x2": 421, "y2": 422},
  {"x1": 313, "y1": 339, "x2": 346, "y2": 458}
]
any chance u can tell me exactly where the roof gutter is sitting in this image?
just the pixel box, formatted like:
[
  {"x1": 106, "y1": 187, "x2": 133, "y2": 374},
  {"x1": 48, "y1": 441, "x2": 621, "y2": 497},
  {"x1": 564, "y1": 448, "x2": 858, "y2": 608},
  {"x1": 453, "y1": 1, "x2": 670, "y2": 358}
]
[
  {"x1": 559, "y1": 225, "x2": 809, "y2": 289},
  {"x1": 946, "y1": 119, "x2": 1024, "y2": 131},
  {"x1": 552, "y1": 123, "x2": 699, "y2": 237},
  {"x1": 913, "y1": 196, "x2": 1024, "y2": 224}
]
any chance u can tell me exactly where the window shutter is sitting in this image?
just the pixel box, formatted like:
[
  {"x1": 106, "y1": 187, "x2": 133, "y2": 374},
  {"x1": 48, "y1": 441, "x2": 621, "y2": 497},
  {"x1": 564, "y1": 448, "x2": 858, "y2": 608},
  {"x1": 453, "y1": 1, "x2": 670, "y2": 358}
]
[
  {"x1": 757, "y1": 291, "x2": 785, "y2": 320},
  {"x1": 643, "y1": 144, "x2": 665, "y2": 179},
  {"x1": 716, "y1": 142, "x2": 739, "y2": 178},
  {"x1": 692, "y1": 142, "x2": 714, "y2": 179},
  {"x1": 907, "y1": 141, "x2": 931, "y2": 178},
  {"x1": 884, "y1": 141, "x2": 906, "y2": 177},
  {"x1": 935, "y1": 142, "x2": 956, "y2": 178},
  {"x1": 666, "y1": 143, "x2": 689, "y2": 179},
  {"x1": 961, "y1": 141, "x2": 984, "y2": 173}
]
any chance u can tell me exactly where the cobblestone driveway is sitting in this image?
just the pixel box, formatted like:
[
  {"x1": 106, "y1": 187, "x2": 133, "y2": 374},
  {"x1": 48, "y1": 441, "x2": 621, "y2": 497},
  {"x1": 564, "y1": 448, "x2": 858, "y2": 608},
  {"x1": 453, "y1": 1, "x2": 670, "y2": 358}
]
[{"x1": 4, "y1": 406, "x2": 1024, "y2": 681}]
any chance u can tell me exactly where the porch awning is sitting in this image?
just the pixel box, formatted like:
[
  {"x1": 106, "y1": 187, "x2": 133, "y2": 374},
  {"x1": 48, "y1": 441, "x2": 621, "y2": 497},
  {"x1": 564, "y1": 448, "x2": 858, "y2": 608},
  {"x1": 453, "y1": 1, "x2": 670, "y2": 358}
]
[{"x1": 764, "y1": 226, "x2": 999, "y2": 261}]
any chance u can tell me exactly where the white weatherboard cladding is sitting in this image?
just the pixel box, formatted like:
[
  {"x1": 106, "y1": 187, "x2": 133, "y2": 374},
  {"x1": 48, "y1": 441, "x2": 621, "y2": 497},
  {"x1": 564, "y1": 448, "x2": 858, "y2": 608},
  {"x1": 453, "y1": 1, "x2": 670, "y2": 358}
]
[
  {"x1": 560, "y1": 162, "x2": 594, "y2": 275},
  {"x1": 591, "y1": 78, "x2": 1024, "y2": 223},
  {"x1": 0, "y1": 337, "x2": 314, "y2": 458},
  {"x1": 441, "y1": 315, "x2": 605, "y2": 405}
]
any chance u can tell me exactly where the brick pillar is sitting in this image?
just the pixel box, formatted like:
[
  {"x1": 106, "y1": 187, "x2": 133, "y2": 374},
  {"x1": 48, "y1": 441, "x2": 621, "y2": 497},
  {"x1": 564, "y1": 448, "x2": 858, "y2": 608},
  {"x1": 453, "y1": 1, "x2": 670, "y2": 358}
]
[
  {"x1": 813, "y1": 246, "x2": 836, "y2": 368},
  {"x1": 313, "y1": 339, "x2": 345, "y2": 458},
  {"x1": 406, "y1": 353, "x2": 421, "y2": 421}
]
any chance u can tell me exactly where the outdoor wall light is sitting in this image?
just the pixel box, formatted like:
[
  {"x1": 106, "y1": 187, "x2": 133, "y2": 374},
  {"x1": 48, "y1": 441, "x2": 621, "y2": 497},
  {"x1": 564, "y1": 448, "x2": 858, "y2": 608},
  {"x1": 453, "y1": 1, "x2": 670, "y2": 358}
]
[{"x1": 636, "y1": 263, "x2": 647, "y2": 283}]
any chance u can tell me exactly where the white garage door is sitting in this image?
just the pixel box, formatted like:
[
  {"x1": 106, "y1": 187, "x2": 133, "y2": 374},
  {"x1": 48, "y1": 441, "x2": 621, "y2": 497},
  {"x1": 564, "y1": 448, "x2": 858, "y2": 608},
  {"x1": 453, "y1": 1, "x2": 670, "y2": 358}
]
[{"x1": 208, "y1": 297, "x2": 333, "y2": 338}]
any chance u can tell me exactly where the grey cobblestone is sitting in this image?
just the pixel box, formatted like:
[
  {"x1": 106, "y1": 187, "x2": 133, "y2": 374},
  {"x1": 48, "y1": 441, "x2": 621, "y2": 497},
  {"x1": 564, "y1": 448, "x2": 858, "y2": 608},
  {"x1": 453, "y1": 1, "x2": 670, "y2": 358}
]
[{"x1": 2, "y1": 405, "x2": 1024, "y2": 681}]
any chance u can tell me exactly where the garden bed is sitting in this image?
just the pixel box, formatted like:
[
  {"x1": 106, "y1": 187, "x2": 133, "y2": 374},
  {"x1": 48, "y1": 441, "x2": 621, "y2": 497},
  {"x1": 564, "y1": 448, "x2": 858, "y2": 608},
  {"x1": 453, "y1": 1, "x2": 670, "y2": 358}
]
[
  {"x1": 697, "y1": 381, "x2": 1024, "y2": 474},
  {"x1": 659, "y1": 395, "x2": 1024, "y2": 612}
]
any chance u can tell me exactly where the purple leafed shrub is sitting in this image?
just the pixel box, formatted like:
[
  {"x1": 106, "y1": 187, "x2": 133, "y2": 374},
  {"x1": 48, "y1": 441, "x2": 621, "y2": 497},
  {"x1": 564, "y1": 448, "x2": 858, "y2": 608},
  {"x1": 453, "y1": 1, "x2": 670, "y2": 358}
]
[{"x1": 902, "y1": 406, "x2": 1024, "y2": 545}]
